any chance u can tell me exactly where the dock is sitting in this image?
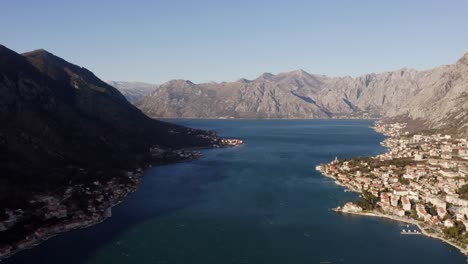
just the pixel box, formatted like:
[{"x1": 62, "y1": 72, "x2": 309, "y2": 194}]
[{"x1": 401, "y1": 229, "x2": 421, "y2": 235}]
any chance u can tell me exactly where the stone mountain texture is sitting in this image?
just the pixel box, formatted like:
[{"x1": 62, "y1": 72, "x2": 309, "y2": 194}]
[{"x1": 137, "y1": 54, "x2": 468, "y2": 136}]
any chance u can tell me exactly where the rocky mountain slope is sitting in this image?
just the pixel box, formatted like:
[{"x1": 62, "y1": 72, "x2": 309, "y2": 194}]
[
  {"x1": 137, "y1": 54, "x2": 468, "y2": 136},
  {"x1": 0, "y1": 45, "x2": 221, "y2": 207},
  {"x1": 106, "y1": 81, "x2": 157, "y2": 103}
]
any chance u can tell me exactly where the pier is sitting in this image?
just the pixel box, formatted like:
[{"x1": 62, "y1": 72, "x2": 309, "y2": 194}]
[{"x1": 401, "y1": 229, "x2": 421, "y2": 235}]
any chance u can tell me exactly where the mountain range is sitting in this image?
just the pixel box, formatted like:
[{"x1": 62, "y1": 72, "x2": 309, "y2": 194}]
[
  {"x1": 106, "y1": 81, "x2": 157, "y2": 103},
  {"x1": 134, "y1": 54, "x2": 468, "y2": 136},
  {"x1": 0, "y1": 45, "x2": 221, "y2": 208}
]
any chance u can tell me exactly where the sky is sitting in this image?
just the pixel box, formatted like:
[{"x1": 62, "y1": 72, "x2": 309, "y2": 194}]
[{"x1": 2, "y1": 0, "x2": 468, "y2": 84}]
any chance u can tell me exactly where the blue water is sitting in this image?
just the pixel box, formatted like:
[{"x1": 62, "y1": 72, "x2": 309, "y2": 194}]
[{"x1": 5, "y1": 120, "x2": 466, "y2": 263}]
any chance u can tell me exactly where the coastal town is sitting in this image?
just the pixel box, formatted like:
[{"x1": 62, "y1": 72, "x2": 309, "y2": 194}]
[
  {"x1": 0, "y1": 139, "x2": 243, "y2": 260},
  {"x1": 0, "y1": 172, "x2": 141, "y2": 258},
  {"x1": 317, "y1": 121, "x2": 468, "y2": 254}
]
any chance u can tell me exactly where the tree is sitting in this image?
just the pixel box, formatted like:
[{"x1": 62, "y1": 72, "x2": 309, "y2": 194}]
[
  {"x1": 398, "y1": 175, "x2": 410, "y2": 185},
  {"x1": 425, "y1": 203, "x2": 437, "y2": 216},
  {"x1": 443, "y1": 221, "x2": 467, "y2": 244},
  {"x1": 458, "y1": 184, "x2": 468, "y2": 200},
  {"x1": 410, "y1": 209, "x2": 418, "y2": 220},
  {"x1": 355, "y1": 190, "x2": 379, "y2": 211}
]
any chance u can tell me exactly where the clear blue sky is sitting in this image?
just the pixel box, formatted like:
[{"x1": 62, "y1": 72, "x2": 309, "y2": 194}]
[{"x1": 2, "y1": 0, "x2": 468, "y2": 84}]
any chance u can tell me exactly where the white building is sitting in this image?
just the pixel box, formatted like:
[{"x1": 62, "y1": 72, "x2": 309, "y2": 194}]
[
  {"x1": 342, "y1": 202, "x2": 363, "y2": 213},
  {"x1": 414, "y1": 153, "x2": 424, "y2": 161},
  {"x1": 401, "y1": 196, "x2": 411, "y2": 211}
]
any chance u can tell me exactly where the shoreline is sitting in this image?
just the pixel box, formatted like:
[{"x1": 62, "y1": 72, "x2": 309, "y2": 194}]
[
  {"x1": 321, "y1": 172, "x2": 361, "y2": 194},
  {"x1": 318, "y1": 122, "x2": 468, "y2": 256},
  {"x1": 0, "y1": 141, "x2": 244, "y2": 261},
  {"x1": 333, "y1": 208, "x2": 468, "y2": 255},
  {"x1": 1, "y1": 159, "x2": 157, "y2": 260},
  {"x1": 0, "y1": 182, "x2": 136, "y2": 261}
]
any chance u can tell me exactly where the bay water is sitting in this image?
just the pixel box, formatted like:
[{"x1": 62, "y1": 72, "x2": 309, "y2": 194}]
[{"x1": 5, "y1": 120, "x2": 465, "y2": 263}]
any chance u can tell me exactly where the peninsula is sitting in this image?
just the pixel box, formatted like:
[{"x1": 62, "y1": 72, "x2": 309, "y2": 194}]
[{"x1": 317, "y1": 121, "x2": 468, "y2": 254}]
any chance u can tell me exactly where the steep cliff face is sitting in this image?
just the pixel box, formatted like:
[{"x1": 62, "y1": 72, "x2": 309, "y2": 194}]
[
  {"x1": 137, "y1": 54, "x2": 468, "y2": 135},
  {"x1": 392, "y1": 54, "x2": 468, "y2": 135},
  {"x1": 138, "y1": 72, "x2": 335, "y2": 119},
  {"x1": 0, "y1": 45, "x2": 220, "y2": 206}
]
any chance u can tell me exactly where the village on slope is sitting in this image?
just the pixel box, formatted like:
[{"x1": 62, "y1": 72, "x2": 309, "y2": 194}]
[
  {"x1": 317, "y1": 121, "x2": 468, "y2": 252},
  {"x1": 0, "y1": 138, "x2": 243, "y2": 260}
]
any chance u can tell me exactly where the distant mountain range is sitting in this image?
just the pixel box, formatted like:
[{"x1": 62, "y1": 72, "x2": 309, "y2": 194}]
[
  {"x1": 106, "y1": 81, "x2": 157, "y2": 103},
  {"x1": 0, "y1": 44, "x2": 220, "y2": 207},
  {"x1": 134, "y1": 54, "x2": 468, "y2": 136}
]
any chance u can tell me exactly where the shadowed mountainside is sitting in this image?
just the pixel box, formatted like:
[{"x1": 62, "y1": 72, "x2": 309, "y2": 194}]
[{"x1": 0, "y1": 45, "x2": 221, "y2": 207}]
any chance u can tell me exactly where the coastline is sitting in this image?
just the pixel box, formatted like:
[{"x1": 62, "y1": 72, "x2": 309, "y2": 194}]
[
  {"x1": 318, "y1": 122, "x2": 468, "y2": 256},
  {"x1": 0, "y1": 140, "x2": 244, "y2": 261},
  {"x1": 0, "y1": 170, "x2": 148, "y2": 262},
  {"x1": 333, "y1": 208, "x2": 468, "y2": 255},
  {"x1": 0, "y1": 156, "x2": 180, "y2": 260}
]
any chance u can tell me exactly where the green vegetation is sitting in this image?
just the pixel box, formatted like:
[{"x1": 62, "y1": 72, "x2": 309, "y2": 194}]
[
  {"x1": 425, "y1": 203, "x2": 437, "y2": 216},
  {"x1": 398, "y1": 175, "x2": 410, "y2": 185},
  {"x1": 443, "y1": 221, "x2": 468, "y2": 244},
  {"x1": 410, "y1": 209, "x2": 419, "y2": 220},
  {"x1": 355, "y1": 190, "x2": 379, "y2": 210},
  {"x1": 458, "y1": 184, "x2": 468, "y2": 200}
]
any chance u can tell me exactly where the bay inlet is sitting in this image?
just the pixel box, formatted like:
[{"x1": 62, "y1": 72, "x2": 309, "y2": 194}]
[{"x1": 5, "y1": 120, "x2": 466, "y2": 264}]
